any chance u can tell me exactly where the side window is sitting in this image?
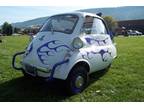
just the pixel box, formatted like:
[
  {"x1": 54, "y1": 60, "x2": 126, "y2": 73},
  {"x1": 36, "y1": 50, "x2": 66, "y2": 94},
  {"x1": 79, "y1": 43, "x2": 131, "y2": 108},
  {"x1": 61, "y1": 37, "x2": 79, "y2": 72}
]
[
  {"x1": 92, "y1": 18, "x2": 107, "y2": 34},
  {"x1": 83, "y1": 16, "x2": 93, "y2": 34},
  {"x1": 83, "y1": 16, "x2": 107, "y2": 35}
]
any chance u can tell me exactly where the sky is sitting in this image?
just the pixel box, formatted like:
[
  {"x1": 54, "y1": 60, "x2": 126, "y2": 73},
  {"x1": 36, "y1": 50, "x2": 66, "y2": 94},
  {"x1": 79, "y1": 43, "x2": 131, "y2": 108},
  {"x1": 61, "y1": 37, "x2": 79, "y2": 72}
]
[{"x1": 0, "y1": 0, "x2": 144, "y2": 25}]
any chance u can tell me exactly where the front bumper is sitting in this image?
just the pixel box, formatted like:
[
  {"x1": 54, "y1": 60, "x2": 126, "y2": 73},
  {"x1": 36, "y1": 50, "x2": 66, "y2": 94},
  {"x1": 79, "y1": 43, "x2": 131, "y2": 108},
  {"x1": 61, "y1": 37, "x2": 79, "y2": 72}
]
[
  {"x1": 12, "y1": 51, "x2": 25, "y2": 71},
  {"x1": 22, "y1": 63, "x2": 51, "y2": 77},
  {"x1": 12, "y1": 51, "x2": 69, "y2": 80}
]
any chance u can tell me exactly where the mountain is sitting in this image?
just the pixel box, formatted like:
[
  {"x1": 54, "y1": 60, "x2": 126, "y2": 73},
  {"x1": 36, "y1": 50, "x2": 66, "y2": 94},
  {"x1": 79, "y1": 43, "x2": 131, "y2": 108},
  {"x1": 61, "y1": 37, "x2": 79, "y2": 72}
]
[
  {"x1": 80, "y1": 6, "x2": 144, "y2": 21},
  {"x1": 12, "y1": 6, "x2": 144, "y2": 28},
  {"x1": 12, "y1": 16, "x2": 49, "y2": 28}
]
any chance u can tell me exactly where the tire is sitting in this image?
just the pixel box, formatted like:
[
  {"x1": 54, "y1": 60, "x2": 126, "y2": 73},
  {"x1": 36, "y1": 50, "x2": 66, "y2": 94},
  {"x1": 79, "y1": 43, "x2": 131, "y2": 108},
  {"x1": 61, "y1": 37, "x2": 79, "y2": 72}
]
[{"x1": 66, "y1": 66, "x2": 88, "y2": 95}]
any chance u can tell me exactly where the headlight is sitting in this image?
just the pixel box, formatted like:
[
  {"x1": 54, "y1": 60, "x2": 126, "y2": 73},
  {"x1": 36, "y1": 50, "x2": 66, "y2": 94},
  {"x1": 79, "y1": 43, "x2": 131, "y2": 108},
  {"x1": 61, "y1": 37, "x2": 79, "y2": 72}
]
[{"x1": 72, "y1": 37, "x2": 83, "y2": 49}]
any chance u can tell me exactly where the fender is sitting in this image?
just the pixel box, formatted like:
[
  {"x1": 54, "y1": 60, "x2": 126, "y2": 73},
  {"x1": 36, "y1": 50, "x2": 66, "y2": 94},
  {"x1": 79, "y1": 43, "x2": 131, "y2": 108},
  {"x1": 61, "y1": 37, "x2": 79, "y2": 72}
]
[{"x1": 53, "y1": 52, "x2": 91, "y2": 80}]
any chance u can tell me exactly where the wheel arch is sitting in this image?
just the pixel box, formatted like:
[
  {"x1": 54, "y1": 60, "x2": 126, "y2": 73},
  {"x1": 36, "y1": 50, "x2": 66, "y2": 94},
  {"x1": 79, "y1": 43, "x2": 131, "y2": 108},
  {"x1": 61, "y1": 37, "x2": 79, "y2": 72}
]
[
  {"x1": 53, "y1": 59, "x2": 91, "y2": 80},
  {"x1": 67, "y1": 59, "x2": 91, "y2": 79},
  {"x1": 71, "y1": 61, "x2": 90, "y2": 72}
]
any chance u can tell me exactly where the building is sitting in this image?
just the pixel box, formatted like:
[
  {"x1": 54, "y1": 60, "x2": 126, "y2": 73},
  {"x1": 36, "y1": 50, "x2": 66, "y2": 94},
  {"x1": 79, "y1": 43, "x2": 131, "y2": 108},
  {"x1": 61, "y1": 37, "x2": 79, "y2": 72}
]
[{"x1": 117, "y1": 19, "x2": 144, "y2": 34}]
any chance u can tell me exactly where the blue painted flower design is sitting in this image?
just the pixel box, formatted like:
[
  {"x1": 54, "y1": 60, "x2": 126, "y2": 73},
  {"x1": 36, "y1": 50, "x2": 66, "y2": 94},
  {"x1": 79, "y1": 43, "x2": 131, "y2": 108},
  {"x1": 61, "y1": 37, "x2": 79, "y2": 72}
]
[
  {"x1": 25, "y1": 42, "x2": 33, "y2": 56},
  {"x1": 82, "y1": 49, "x2": 112, "y2": 62},
  {"x1": 85, "y1": 37, "x2": 108, "y2": 45},
  {"x1": 37, "y1": 40, "x2": 72, "y2": 64}
]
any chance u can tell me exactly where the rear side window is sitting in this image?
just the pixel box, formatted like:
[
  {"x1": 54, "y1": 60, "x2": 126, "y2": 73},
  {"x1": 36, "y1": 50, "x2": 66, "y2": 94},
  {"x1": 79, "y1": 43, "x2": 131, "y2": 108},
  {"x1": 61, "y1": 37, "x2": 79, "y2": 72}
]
[{"x1": 83, "y1": 16, "x2": 107, "y2": 34}]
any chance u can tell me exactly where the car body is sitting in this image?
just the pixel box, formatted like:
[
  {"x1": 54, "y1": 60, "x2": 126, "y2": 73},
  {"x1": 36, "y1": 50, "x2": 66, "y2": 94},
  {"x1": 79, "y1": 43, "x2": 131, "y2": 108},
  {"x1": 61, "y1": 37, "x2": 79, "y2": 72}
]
[
  {"x1": 135, "y1": 30, "x2": 142, "y2": 35},
  {"x1": 12, "y1": 12, "x2": 117, "y2": 94},
  {"x1": 128, "y1": 30, "x2": 143, "y2": 36}
]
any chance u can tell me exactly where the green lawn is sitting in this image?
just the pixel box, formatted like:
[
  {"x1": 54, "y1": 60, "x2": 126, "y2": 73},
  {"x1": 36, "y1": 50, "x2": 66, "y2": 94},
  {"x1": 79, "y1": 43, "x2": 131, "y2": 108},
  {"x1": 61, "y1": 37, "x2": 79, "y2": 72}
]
[{"x1": 0, "y1": 35, "x2": 144, "y2": 102}]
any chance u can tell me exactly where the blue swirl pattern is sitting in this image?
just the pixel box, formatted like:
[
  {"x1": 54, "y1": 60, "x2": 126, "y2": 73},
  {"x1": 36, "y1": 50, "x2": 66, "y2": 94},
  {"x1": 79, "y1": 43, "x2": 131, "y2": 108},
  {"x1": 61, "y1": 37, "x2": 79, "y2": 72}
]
[
  {"x1": 82, "y1": 49, "x2": 112, "y2": 62},
  {"x1": 85, "y1": 37, "x2": 108, "y2": 45},
  {"x1": 25, "y1": 43, "x2": 33, "y2": 56},
  {"x1": 37, "y1": 40, "x2": 72, "y2": 65}
]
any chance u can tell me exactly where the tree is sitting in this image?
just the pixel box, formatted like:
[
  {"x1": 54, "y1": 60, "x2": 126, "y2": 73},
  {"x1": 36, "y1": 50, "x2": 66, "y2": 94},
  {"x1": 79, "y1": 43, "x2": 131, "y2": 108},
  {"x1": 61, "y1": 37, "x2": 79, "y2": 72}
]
[
  {"x1": 103, "y1": 16, "x2": 118, "y2": 35},
  {"x1": 2, "y1": 22, "x2": 13, "y2": 36},
  {"x1": 14, "y1": 27, "x2": 20, "y2": 33}
]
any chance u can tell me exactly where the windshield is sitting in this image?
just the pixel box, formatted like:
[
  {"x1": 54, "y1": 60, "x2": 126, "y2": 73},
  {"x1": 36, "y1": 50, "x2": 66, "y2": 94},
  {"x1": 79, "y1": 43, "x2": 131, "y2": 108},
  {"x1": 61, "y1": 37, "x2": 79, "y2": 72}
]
[{"x1": 40, "y1": 14, "x2": 79, "y2": 34}]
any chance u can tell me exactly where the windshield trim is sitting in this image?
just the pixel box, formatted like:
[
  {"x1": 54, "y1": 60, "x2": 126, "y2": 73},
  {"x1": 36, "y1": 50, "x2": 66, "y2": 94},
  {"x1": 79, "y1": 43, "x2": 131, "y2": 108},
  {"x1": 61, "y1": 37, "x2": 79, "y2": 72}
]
[{"x1": 40, "y1": 14, "x2": 79, "y2": 34}]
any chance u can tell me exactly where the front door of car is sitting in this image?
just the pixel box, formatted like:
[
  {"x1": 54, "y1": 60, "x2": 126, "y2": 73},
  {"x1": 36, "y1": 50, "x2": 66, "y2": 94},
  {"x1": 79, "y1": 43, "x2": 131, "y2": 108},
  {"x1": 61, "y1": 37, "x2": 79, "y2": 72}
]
[{"x1": 82, "y1": 16, "x2": 113, "y2": 72}]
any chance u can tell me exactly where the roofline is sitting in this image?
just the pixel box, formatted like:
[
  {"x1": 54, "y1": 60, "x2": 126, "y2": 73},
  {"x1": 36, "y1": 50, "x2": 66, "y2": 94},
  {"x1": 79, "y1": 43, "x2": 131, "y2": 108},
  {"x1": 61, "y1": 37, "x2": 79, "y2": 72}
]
[{"x1": 50, "y1": 11, "x2": 103, "y2": 19}]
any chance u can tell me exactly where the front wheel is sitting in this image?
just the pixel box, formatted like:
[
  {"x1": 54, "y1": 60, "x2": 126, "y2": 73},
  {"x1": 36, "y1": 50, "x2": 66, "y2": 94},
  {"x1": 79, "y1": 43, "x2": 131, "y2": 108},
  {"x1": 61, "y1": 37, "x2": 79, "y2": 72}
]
[{"x1": 66, "y1": 66, "x2": 88, "y2": 95}]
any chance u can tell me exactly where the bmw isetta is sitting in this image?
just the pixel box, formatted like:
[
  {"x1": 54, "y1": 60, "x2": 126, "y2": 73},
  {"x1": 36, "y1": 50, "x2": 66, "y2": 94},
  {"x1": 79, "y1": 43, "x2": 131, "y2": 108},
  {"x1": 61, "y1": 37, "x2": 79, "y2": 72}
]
[{"x1": 12, "y1": 12, "x2": 117, "y2": 94}]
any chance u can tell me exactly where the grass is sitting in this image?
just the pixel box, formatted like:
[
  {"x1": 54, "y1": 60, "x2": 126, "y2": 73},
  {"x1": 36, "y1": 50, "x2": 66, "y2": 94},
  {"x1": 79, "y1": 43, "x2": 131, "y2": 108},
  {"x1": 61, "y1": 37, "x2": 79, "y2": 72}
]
[{"x1": 0, "y1": 35, "x2": 144, "y2": 101}]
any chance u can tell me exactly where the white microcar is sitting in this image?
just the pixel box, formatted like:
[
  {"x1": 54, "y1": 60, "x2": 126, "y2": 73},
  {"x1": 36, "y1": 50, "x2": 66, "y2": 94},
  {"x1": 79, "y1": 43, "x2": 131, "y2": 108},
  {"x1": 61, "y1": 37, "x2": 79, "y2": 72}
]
[{"x1": 12, "y1": 12, "x2": 117, "y2": 94}]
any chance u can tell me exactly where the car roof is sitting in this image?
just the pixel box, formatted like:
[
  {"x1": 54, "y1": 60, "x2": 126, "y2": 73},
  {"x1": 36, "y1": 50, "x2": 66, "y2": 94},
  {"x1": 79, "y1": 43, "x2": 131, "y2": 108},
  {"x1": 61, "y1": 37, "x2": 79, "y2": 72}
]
[{"x1": 51, "y1": 11, "x2": 102, "y2": 19}]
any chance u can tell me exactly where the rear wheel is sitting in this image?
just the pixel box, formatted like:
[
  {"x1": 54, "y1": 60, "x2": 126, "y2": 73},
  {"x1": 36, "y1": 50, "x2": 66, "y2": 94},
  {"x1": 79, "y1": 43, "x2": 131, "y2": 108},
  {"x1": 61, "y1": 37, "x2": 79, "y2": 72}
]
[{"x1": 66, "y1": 66, "x2": 88, "y2": 94}]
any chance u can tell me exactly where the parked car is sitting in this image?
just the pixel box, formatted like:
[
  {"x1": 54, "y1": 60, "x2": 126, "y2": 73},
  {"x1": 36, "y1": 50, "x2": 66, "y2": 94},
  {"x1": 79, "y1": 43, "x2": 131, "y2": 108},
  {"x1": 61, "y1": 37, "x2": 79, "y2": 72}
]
[
  {"x1": 135, "y1": 30, "x2": 142, "y2": 35},
  {"x1": 12, "y1": 12, "x2": 117, "y2": 94},
  {"x1": 128, "y1": 30, "x2": 142, "y2": 36}
]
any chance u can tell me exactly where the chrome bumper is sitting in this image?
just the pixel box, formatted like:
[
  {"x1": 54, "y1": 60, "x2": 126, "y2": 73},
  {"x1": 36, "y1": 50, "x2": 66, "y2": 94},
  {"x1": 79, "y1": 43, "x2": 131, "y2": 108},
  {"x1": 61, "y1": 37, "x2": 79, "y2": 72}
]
[{"x1": 12, "y1": 51, "x2": 25, "y2": 71}]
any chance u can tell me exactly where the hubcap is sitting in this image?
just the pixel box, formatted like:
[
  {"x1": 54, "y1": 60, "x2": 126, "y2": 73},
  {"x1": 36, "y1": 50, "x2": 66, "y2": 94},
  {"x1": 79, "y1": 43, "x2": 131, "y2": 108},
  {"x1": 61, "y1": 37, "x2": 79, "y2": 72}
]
[{"x1": 75, "y1": 76, "x2": 84, "y2": 88}]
